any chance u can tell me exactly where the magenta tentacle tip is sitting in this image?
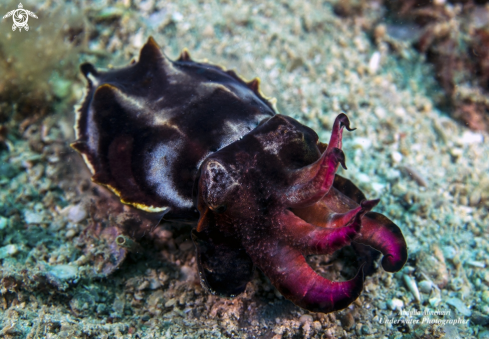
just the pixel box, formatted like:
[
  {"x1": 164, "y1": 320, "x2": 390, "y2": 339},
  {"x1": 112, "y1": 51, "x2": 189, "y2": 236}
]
[
  {"x1": 336, "y1": 112, "x2": 356, "y2": 131},
  {"x1": 332, "y1": 147, "x2": 347, "y2": 170}
]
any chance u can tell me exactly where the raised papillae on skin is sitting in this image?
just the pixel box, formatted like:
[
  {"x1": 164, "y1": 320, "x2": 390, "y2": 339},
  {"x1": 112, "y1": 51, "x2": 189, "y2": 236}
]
[{"x1": 73, "y1": 37, "x2": 407, "y2": 314}]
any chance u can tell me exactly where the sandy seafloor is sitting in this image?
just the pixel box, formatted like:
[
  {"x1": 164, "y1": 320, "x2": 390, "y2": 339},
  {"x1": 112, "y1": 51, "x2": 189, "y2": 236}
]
[{"x1": 0, "y1": 0, "x2": 488, "y2": 338}]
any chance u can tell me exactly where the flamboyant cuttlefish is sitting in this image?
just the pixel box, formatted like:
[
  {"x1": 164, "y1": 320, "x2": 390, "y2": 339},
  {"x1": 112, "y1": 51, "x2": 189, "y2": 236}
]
[{"x1": 72, "y1": 37, "x2": 407, "y2": 314}]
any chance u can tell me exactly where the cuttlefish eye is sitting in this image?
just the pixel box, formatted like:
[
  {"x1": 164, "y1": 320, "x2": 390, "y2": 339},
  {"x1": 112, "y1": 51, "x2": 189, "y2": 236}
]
[{"x1": 200, "y1": 159, "x2": 237, "y2": 210}]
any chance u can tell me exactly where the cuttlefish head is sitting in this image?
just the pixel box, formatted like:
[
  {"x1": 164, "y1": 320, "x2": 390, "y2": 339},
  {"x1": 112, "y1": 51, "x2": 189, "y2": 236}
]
[{"x1": 193, "y1": 114, "x2": 407, "y2": 313}]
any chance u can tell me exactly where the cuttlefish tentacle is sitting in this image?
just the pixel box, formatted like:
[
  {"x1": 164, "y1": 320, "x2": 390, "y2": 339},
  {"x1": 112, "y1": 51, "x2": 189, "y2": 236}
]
[
  {"x1": 243, "y1": 238, "x2": 364, "y2": 313},
  {"x1": 192, "y1": 205, "x2": 254, "y2": 297},
  {"x1": 278, "y1": 199, "x2": 379, "y2": 255},
  {"x1": 293, "y1": 181, "x2": 407, "y2": 272},
  {"x1": 354, "y1": 212, "x2": 407, "y2": 272},
  {"x1": 283, "y1": 114, "x2": 353, "y2": 208}
]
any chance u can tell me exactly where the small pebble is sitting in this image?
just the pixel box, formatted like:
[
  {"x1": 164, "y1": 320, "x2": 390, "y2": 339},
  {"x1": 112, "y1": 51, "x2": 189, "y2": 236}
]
[
  {"x1": 49, "y1": 221, "x2": 65, "y2": 232},
  {"x1": 131, "y1": 29, "x2": 144, "y2": 48},
  {"x1": 74, "y1": 255, "x2": 89, "y2": 266},
  {"x1": 95, "y1": 7, "x2": 124, "y2": 21},
  {"x1": 391, "y1": 151, "x2": 403, "y2": 163},
  {"x1": 137, "y1": 281, "x2": 150, "y2": 291},
  {"x1": 482, "y1": 291, "x2": 489, "y2": 304},
  {"x1": 172, "y1": 12, "x2": 183, "y2": 22},
  {"x1": 373, "y1": 24, "x2": 386, "y2": 39},
  {"x1": 24, "y1": 210, "x2": 43, "y2": 224},
  {"x1": 374, "y1": 107, "x2": 386, "y2": 119},
  {"x1": 202, "y1": 25, "x2": 215, "y2": 38},
  {"x1": 446, "y1": 297, "x2": 472, "y2": 317},
  {"x1": 418, "y1": 280, "x2": 433, "y2": 294},
  {"x1": 371, "y1": 182, "x2": 385, "y2": 192},
  {"x1": 0, "y1": 216, "x2": 8, "y2": 229},
  {"x1": 356, "y1": 173, "x2": 370, "y2": 183},
  {"x1": 68, "y1": 204, "x2": 87, "y2": 223},
  {"x1": 450, "y1": 147, "x2": 463, "y2": 158},
  {"x1": 403, "y1": 275, "x2": 420, "y2": 302},
  {"x1": 361, "y1": 325, "x2": 371, "y2": 335},
  {"x1": 368, "y1": 51, "x2": 381, "y2": 74},
  {"x1": 339, "y1": 312, "x2": 355, "y2": 329},
  {"x1": 65, "y1": 229, "x2": 77, "y2": 239},
  {"x1": 0, "y1": 244, "x2": 19, "y2": 259},
  {"x1": 430, "y1": 297, "x2": 441, "y2": 307},
  {"x1": 49, "y1": 264, "x2": 78, "y2": 280},
  {"x1": 467, "y1": 260, "x2": 485, "y2": 268},
  {"x1": 180, "y1": 265, "x2": 195, "y2": 281},
  {"x1": 312, "y1": 321, "x2": 322, "y2": 331},
  {"x1": 458, "y1": 131, "x2": 484, "y2": 145},
  {"x1": 165, "y1": 298, "x2": 176, "y2": 308},
  {"x1": 299, "y1": 314, "x2": 313, "y2": 324},
  {"x1": 387, "y1": 298, "x2": 403, "y2": 311}
]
